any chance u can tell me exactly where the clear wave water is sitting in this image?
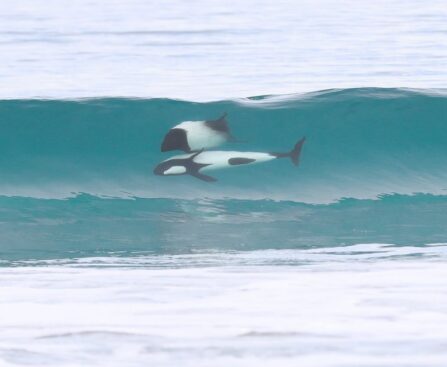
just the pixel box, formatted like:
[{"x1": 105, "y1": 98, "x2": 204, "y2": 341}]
[{"x1": 1, "y1": 87, "x2": 447, "y2": 264}]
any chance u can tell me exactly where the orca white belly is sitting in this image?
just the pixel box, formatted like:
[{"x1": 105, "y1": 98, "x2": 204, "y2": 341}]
[{"x1": 195, "y1": 151, "x2": 274, "y2": 171}]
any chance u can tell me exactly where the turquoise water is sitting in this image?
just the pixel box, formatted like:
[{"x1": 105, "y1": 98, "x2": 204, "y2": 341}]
[
  {"x1": 3, "y1": 88, "x2": 446, "y2": 202},
  {"x1": 1, "y1": 88, "x2": 446, "y2": 263},
  {"x1": 1, "y1": 194, "x2": 447, "y2": 263}
]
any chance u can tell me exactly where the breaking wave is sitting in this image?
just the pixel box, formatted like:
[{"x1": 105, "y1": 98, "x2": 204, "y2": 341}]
[{"x1": 1, "y1": 88, "x2": 446, "y2": 261}]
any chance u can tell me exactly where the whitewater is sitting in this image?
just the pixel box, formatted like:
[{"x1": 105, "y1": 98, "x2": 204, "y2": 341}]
[
  {"x1": 2, "y1": 248, "x2": 447, "y2": 367},
  {"x1": 1, "y1": 0, "x2": 447, "y2": 366}
]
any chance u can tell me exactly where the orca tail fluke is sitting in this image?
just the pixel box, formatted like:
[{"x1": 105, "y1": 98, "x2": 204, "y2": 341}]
[
  {"x1": 290, "y1": 137, "x2": 306, "y2": 166},
  {"x1": 271, "y1": 137, "x2": 306, "y2": 166}
]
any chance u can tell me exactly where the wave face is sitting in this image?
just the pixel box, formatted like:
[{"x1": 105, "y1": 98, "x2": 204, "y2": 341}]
[{"x1": 1, "y1": 88, "x2": 447, "y2": 261}]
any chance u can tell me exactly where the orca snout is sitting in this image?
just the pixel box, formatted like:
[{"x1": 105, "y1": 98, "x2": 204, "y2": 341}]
[
  {"x1": 161, "y1": 128, "x2": 189, "y2": 152},
  {"x1": 153, "y1": 163, "x2": 165, "y2": 176}
]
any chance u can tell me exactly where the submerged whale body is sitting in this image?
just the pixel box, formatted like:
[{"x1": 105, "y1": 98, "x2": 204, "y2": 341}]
[
  {"x1": 161, "y1": 113, "x2": 235, "y2": 153},
  {"x1": 154, "y1": 137, "x2": 306, "y2": 182}
]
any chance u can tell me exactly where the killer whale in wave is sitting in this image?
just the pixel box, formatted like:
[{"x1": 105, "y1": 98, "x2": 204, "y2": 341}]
[
  {"x1": 154, "y1": 138, "x2": 306, "y2": 182},
  {"x1": 161, "y1": 113, "x2": 237, "y2": 153}
]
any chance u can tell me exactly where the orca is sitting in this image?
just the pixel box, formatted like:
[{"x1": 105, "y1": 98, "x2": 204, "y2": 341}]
[
  {"x1": 161, "y1": 113, "x2": 236, "y2": 153},
  {"x1": 154, "y1": 137, "x2": 306, "y2": 182}
]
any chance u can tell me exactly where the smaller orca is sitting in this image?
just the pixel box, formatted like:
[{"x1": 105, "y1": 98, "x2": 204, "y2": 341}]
[
  {"x1": 154, "y1": 137, "x2": 306, "y2": 182},
  {"x1": 161, "y1": 113, "x2": 237, "y2": 153}
]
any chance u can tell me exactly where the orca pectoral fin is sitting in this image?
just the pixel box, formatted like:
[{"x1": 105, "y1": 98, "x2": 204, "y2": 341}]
[{"x1": 191, "y1": 172, "x2": 217, "y2": 182}]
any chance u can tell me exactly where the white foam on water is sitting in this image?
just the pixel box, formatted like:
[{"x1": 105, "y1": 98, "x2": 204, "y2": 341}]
[
  {"x1": 10, "y1": 243, "x2": 447, "y2": 267},
  {"x1": 1, "y1": 245, "x2": 447, "y2": 366}
]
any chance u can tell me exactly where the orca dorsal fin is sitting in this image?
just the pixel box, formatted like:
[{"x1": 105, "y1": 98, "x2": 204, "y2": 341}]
[
  {"x1": 218, "y1": 112, "x2": 227, "y2": 121},
  {"x1": 205, "y1": 113, "x2": 229, "y2": 133},
  {"x1": 188, "y1": 148, "x2": 204, "y2": 159}
]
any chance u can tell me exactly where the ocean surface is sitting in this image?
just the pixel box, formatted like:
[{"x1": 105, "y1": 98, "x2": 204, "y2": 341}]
[
  {"x1": 2, "y1": 1, "x2": 447, "y2": 366},
  {"x1": 1, "y1": 0, "x2": 447, "y2": 100}
]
